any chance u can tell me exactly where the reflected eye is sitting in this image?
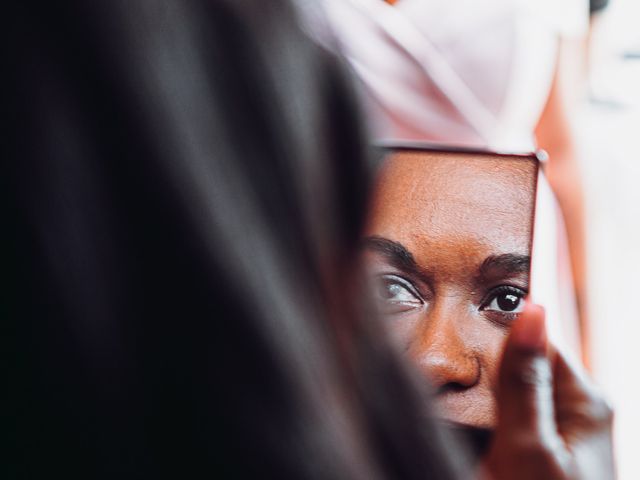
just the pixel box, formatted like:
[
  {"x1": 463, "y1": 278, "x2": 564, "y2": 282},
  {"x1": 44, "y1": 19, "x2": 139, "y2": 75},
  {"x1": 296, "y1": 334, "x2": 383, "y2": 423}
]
[
  {"x1": 374, "y1": 274, "x2": 423, "y2": 313},
  {"x1": 482, "y1": 286, "x2": 526, "y2": 314}
]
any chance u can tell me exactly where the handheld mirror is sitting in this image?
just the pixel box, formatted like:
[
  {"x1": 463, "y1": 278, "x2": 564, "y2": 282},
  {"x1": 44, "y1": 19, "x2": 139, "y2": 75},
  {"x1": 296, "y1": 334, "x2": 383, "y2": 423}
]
[{"x1": 363, "y1": 143, "x2": 541, "y2": 458}]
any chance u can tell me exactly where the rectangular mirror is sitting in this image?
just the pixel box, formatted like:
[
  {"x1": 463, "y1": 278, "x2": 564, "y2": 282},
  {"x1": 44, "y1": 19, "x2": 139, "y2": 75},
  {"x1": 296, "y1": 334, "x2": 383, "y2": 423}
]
[{"x1": 362, "y1": 142, "x2": 540, "y2": 457}]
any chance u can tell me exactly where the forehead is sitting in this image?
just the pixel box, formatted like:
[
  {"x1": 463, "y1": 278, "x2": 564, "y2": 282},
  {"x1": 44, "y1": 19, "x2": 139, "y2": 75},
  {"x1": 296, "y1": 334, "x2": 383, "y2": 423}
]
[{"x1": 367, "y1": 150, "x2": 536, "y2": 258}]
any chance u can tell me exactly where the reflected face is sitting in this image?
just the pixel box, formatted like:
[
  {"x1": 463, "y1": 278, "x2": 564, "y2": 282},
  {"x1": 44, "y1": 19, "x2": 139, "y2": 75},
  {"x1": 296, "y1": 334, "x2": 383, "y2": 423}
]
[{"x1": 364, "y1": 150, "x2": 536, "y2": 433}]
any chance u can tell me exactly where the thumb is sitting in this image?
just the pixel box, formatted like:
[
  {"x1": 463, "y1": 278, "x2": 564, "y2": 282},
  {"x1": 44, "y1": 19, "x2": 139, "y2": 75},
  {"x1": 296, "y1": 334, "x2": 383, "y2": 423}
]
[{"x1": 494, "y1": 302, "x2": 558, "y2": 439}]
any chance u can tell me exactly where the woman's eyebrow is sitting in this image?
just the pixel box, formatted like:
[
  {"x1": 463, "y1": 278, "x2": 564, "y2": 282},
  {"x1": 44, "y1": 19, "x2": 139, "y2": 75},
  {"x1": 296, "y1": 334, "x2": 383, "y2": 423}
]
[
  {"x1": 477, "y1": 253, "x2": 531, "y2": 281},
  {"x1": 361, "y1": 236, "x2": 430, "y2": 281}
]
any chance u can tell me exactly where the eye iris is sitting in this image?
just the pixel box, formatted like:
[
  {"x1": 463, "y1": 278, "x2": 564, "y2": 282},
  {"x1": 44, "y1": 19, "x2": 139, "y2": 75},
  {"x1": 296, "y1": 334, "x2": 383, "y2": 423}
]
[
  {"x1": 386, "y1": 283, "x2": 404, "y2": 299},
  {"x1": 379, "y1": 282, "x2": 402, "y2": 300},
  {"x1": 497, "y1": 293, "x2": 520, "y2": 311}
]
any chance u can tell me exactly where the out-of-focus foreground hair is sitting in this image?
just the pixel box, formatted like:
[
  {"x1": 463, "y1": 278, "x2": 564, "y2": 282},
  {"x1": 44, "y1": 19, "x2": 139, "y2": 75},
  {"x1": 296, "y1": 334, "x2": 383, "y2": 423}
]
[{"x1": 5, "y1": 1, "x2": 463, "y2": 478}]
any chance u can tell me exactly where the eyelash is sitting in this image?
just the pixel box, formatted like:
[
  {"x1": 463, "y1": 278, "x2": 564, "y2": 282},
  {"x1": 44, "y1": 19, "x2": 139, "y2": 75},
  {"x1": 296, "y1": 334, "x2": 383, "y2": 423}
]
[
  {"x1": 479, "y1": 285, "x2": 528, "y2": 321},
  {"x1": 374, "y1": 274, "x2": 426, "y2": 314},
  {"x1": 383, "y1": 274, "x2": 423, "y2": 298},
  {"x1": 480, "y1": 285, "x2": 527, "y2": 304}
]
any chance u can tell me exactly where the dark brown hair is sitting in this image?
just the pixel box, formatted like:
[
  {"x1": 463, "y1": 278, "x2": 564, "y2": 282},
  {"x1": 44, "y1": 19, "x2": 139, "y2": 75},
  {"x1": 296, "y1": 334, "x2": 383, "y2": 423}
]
[{"x1": 5, "y1": 1, "x2": 465, "y2": 478}]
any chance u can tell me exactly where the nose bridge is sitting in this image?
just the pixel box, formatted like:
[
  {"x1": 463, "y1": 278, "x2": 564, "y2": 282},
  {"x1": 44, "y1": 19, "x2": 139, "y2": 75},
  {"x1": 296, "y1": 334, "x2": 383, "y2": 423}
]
[{"x1": 410, "y1": 297, "x2": 480, "y2": 390}]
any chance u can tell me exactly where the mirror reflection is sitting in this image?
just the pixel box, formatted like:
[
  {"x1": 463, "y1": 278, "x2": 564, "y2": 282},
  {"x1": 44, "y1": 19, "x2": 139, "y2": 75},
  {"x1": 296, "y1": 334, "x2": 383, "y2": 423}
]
[{"x1": 363, "y1": 146, "x2": 538, "y2": 451}]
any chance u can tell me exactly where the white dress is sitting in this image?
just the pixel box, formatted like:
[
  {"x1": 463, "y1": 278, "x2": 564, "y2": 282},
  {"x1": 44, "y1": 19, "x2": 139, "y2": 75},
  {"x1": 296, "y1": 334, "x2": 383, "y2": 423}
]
[{"x1": 322, "y1": 0, "x2": 587, "y2": 150}]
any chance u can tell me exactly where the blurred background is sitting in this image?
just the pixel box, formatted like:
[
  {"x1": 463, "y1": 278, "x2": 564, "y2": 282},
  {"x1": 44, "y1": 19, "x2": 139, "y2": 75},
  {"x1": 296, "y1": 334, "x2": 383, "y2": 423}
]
[{"x1": 580, "y1": 1, "x2": 640, "y2": 478}]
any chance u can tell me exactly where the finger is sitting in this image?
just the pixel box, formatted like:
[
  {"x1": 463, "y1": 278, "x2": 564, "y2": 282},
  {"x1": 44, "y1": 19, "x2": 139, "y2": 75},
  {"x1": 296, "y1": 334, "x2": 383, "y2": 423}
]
[{"x1": 494, "y1": 303, "x2": 557, "y2": 439}]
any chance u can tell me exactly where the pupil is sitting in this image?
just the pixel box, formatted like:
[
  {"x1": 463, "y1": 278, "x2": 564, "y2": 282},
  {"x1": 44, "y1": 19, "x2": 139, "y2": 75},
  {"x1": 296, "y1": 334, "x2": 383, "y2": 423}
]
[{"x1": 497, "y1": 293, "x2": 519, "y2": 311}]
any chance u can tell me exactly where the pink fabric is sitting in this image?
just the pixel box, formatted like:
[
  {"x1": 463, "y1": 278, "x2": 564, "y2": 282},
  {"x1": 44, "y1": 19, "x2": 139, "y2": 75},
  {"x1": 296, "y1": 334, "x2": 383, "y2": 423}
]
[{"x1": 322, "y1": 0, "x2": 586, "y2": 151}]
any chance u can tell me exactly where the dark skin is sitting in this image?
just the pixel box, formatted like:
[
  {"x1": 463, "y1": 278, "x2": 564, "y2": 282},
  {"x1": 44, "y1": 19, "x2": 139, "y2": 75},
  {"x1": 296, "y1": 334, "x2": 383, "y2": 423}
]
[{"x1": 364, "y1": 150, "x2": 536, "y2": 431}]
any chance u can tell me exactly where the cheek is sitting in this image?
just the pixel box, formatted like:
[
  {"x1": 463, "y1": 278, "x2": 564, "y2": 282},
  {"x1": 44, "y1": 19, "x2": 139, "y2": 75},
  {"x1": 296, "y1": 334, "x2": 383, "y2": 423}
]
[
  {"x1": 474, "y1": 324, "x2": 509, "y2": 391},
  {"x1": 382, "y1": 312, "x2": 423, "y2": 351}
]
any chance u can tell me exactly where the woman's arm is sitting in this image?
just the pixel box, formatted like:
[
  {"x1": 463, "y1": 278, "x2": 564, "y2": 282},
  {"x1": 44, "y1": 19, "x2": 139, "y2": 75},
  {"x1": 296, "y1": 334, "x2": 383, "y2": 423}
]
[{"x1": 534, "y1": 38, "x2": 591, "y2": 368}]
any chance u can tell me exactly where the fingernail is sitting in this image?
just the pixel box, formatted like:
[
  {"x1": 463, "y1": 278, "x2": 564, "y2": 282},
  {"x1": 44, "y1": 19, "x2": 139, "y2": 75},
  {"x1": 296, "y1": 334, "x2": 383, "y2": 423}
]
[{"x1": 511, "y1": 303, "x2": 547, "y2": 352}]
